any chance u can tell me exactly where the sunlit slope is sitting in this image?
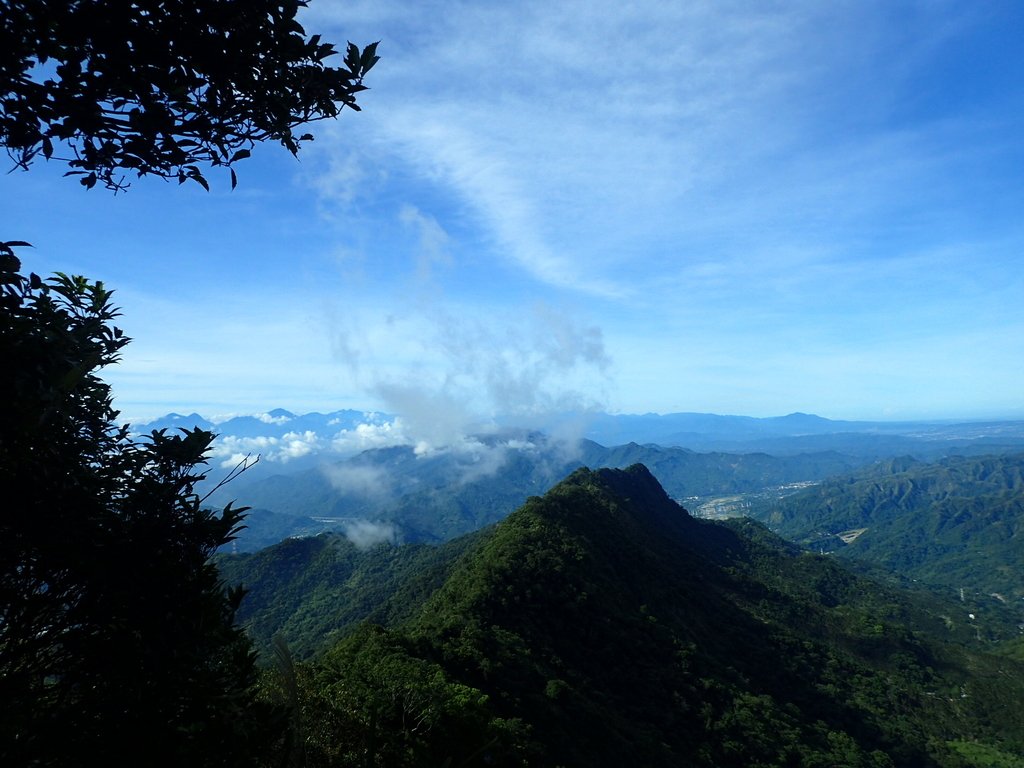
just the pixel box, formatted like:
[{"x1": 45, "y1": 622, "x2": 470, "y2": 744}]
[
  {"x1": 396, "y1": 466, "x2": 1024, "y2": 766},
  {"x1": 229, "y1": 464, "x2": 1024, "y2": 766},
  {"x1": 756, "y1": 453, "x2": 1024, "y2": 604}
]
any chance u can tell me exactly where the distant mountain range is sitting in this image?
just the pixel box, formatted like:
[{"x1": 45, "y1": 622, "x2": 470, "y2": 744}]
[
  {"x1": 134, "y1": 408, "x2": 1024, "y2": 558},
  {"x1": 207, "y1": 434, "x2": 870, "y2": 549},
  {"x1": 134, "y1": 408, "x2": 1024, "y2": 459},
  {"x1": 580, "y1": 411, "x2": 1024, "y2": 455},
  {"x1": 133, "y1": 408, "x2": 390, "y2": 439}
]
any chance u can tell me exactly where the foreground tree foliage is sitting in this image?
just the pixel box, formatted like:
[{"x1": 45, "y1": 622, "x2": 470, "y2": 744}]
[
  {"x1": 261, "y1": 624, "x2": 524, "y2": 768},
  {"x1": 1, "y1": 0, "x2": 379, "y2": 191},
  {"x1": 0, "y1": 245, "x2": 279, "y2": 765},
  {"x1": 1, "y1": 2, "x2": 377, "y2": 761}
]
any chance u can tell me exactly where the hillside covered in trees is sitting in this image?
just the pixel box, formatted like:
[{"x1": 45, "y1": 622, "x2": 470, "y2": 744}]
[
  {"x1": 752, "y1": 453, "x2": 1024, "y2": 611},
  {"x1": 227, "y1": 466, "x2": 1024, "y2": 767}
]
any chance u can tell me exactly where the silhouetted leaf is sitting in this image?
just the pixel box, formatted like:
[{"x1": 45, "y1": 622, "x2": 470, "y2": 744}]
[{"x1": 1, "y1": 0, "x2": 378, "y2": 191}]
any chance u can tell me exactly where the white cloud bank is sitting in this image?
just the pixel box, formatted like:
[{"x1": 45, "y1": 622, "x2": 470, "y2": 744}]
[
  {"x1": 341, "y1": 519, "x2": 398, "y2": 549},
  {"x1": 211, "y1": 421, "x2": 411, "y2": 468}
]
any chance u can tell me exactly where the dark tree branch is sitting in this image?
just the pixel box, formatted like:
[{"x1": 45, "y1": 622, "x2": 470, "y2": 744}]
[{"x1": 0, "y1": 0, "x2": 379, "y2": 192}]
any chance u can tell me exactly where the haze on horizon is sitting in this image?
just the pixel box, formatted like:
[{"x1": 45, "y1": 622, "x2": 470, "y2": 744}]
[{"x1": 3, "y1": 1, "x2": 1022, "y2": 426}]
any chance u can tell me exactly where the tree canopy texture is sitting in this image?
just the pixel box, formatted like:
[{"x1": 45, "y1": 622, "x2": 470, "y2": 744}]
[{"x1": 0, "y1": 0, "x2": 378, "y2": 191}]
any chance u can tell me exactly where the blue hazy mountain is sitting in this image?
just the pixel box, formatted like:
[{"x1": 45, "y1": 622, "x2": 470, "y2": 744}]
[
  {"x1": 578, "y1": 411, "x2": 1024, "y2": 455},
  {"x1": 131, "y1": 411, "x2": 216, "y2": 433},
  {"x1": 135, "y1": 407, "x2": 1024, "y2": 455},
  {"x1": 133, "y1": 408, "x2": 392, "y2": 440}
]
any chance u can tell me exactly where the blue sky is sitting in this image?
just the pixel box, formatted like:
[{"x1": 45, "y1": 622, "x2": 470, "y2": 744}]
[{"x1": 4, "y1": 0, "x2": 1024, "y2": 427}]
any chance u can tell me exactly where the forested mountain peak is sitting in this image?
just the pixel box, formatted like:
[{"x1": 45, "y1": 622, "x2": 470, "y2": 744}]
[
  {"x1": 224, "y1": 462, "x2": 1024, "y2": 765},
  {"x1": 394, "y1": 465, "x2": 1024, "y2": 766}
]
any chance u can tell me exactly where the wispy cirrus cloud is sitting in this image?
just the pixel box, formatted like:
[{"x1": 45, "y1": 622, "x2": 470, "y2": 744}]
[{"x1": 306, "y1": 1, "x2": 1015, "y2": 304}]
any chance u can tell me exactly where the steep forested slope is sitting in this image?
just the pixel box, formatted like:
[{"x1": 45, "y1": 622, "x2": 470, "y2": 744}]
[
  {"x1": 754, "y1": 453, "x2": 1024, "y2": 606},
  {"x1": 217, "y1": 531, "x2": 485, "y2": 658},
  {"x1": 244, "y1": 466, "x2": 1024, "y2": 767}
]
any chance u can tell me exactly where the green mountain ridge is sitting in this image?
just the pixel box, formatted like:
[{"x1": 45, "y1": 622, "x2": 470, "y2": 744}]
[
  {"x1": 235, "y1": 465, "x2": 1024, "y2": 767},
  {"x1": 754, "y1": 452, "x2": 1024, "y2": 607},
  {"x1": 399, "y1": 466, "x2": 1022, "y2": 766}
]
